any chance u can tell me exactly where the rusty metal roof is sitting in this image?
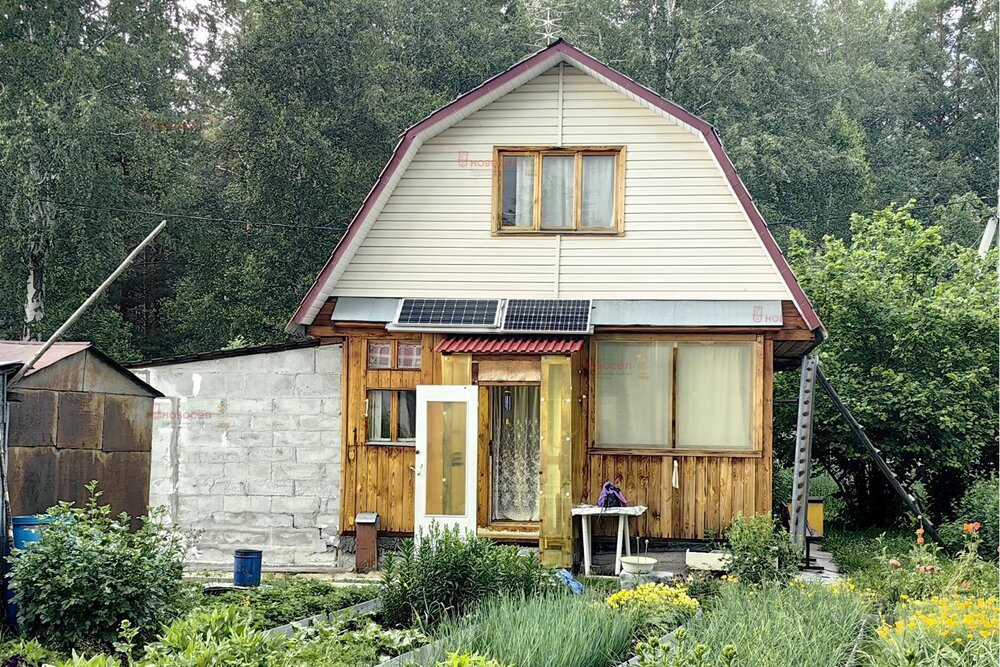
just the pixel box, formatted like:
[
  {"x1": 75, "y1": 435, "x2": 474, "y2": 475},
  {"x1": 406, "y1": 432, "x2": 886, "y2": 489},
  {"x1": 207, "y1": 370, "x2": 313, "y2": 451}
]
[
  {"x1": 0, "y1": 341, "x2": 92, "y2": 376},
  {"x1": 435, "y1": 335, "x2": 583, "y2": 355}
]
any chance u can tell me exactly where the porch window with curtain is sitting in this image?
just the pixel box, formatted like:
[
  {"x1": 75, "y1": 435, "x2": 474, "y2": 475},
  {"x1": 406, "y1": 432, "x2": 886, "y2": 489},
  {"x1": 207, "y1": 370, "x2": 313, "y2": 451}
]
[
  {"x1": 496, "y1": 147, "x2": 622, "y2": 232},
  {"x1": 675, "y1": 343, "x2": 752, "y2": 449},
  {"x1": 593, "y1": 339, "x2": 755, "y2": 451}
]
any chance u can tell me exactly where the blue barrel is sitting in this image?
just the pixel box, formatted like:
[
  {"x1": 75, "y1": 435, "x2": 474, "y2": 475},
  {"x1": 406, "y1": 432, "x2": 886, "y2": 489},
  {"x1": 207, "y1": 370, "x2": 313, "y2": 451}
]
[
  {"x1": 233, "y1": 549, "x2": 262, "y2": 587},
  {"x1": 12, "y1": 516, "x2": 49, "y2": 550}
]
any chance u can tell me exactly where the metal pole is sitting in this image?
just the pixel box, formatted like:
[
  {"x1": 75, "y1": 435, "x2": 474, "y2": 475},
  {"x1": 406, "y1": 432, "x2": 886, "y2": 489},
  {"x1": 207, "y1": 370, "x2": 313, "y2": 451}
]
[{"x1": 7, "y1": 221, "x2": 167, "y2": 388}]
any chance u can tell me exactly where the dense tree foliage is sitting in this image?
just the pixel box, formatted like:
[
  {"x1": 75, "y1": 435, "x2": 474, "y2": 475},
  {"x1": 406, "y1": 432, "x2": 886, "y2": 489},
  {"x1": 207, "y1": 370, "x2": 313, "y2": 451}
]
[
  {"x1": 777, "y1": 204, "x2": 998, "y2": 523},
  {"x1": 1, "y1": 1, "x2": 996, "y2": 523}
]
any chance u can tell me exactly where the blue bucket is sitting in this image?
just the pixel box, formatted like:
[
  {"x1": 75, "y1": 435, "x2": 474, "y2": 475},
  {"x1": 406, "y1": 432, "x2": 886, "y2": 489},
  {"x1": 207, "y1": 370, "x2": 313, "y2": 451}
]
[
  {"x1": 7, "y1": 516, "x2": 50, "y2": 630},
  {"x1": 233, "y1": 549, "x2": 262, "y2": 587},
  {"x1": 12, "y1": 516, "x2": 50, "y2": 551}
]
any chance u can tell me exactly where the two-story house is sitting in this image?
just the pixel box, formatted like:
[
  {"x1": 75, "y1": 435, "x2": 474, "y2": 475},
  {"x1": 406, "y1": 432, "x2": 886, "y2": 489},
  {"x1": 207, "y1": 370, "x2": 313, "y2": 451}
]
[{"x1": 287, "y1": 40, "x2": 824, "y2": 567}]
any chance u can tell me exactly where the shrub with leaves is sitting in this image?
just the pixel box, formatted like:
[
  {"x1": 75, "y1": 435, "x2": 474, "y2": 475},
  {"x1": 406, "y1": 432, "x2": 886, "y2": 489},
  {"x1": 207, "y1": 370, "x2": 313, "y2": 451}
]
[
  {"x1": 379, "y1": 523, "x2": 549, "y2": 629},
  {"x1": 939, "y1": 476, "x2": 999, "y2": 561},
  {"x1": 139, "y1": 605, "x2": 283, "y2": 666},
  {"x1": 436, "y1": 653, "x2": 509, "y2": 667},
  {"x1": 722, "y1": 513, "x2": 799, "y2": 585},
  {"x1": 9, "y1": 483, "x2": 189, "y2": 651},
  {"x1": 277, "y1": 614, "x2": 426, "y2": 666}
]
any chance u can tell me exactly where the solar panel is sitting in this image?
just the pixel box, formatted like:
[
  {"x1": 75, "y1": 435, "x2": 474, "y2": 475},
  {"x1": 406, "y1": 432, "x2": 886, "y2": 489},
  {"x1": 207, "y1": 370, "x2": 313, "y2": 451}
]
[
  {"x1": 502, "y1": 299, "x2": 592, "y2": 333},
  {"x1": 396, "y1": 299, "x2": 500, "y2": 328}
]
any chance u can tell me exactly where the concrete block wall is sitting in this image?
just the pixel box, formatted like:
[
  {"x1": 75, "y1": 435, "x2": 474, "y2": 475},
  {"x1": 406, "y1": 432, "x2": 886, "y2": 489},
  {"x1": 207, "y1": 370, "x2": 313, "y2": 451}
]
[{"x1": 132, "y1": 344, "x2": 349, "y2": 569}]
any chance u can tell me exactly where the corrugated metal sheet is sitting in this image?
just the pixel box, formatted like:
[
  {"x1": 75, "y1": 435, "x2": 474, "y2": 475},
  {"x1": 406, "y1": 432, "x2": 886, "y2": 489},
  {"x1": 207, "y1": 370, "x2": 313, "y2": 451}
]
[
  {"x1": 0, "y1": 341, "x2": 90, "y2": 376},
  {"x1": 435, "y1": 335, "x2": 583, "y2": 355}
]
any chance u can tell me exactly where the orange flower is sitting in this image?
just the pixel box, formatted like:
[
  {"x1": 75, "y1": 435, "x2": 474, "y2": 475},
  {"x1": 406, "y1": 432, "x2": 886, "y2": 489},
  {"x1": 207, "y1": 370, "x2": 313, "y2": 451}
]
[
  {"x1": 917, "y1": 536, "x2": 925, "y2": 545},
  {"x1": 889, "y1": 559, "x2": 902, "y2": 569},
  {"x1": 964, "y1": 522, "x2": 981, "y2": 534},
  {"x1": 916, "y1": 527, "x2": 925, "y2": 536}
]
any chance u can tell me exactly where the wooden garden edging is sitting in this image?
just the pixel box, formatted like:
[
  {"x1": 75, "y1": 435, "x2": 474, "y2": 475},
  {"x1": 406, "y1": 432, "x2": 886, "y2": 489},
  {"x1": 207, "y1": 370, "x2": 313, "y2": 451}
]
[{"x1": 267, "y1": 598, "x2": 382, "y2": 638}]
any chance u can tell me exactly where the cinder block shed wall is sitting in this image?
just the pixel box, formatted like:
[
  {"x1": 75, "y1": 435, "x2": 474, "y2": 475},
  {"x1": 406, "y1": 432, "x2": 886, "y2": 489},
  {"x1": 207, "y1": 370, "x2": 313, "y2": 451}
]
[{"x1": 132, "y1": 344, "x2": 348, "y2": 569}]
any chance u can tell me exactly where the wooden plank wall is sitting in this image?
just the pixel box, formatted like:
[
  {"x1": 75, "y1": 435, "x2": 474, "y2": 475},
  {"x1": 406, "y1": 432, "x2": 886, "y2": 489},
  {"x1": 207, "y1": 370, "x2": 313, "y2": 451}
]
[{"x1": 323, "y1": 318, "x2": 784, "y2": 539}]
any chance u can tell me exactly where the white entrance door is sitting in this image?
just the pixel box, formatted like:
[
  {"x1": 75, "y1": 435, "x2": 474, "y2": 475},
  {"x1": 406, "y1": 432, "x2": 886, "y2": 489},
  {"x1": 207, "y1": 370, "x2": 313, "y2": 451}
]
[{"x1": 414, "y1": 385, "x2": 479, "y2": 536}]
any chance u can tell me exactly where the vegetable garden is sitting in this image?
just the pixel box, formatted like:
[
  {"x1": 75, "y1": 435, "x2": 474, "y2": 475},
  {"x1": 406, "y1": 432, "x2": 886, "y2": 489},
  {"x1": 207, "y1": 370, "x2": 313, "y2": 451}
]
[{"x1": 0, "y1": 486, "x2": 996, "y2": 667}]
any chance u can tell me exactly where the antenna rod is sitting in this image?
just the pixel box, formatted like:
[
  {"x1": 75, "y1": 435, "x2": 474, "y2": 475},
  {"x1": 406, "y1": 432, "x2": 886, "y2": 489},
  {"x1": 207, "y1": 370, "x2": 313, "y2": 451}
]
[{"x1": 7, "y1": 220, "x2": 167, "y2": 388}]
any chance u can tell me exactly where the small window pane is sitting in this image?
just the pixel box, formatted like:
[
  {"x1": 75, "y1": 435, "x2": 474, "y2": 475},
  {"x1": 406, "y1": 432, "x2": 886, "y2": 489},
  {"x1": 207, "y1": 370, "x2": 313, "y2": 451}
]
[
  {"x1": 397, "y1": 390, "x2": 416, "y2": 440},
  {"x1": 367, "y1": 342, "x2": 391, "y2": 369},
  {"x1": 501, "y1": 156, "x2": 535, "y2": 228},
  {"x1": 594, "y1": 341, "x2": 672, "y2": 448},
  {"x1": 540, "y1": 156, "x2": 574, "y2": 228},
  {"x1": 367, "y1": 390, "x2": 392, "y2": 441},
  {"x1": 581, "y1": 155, "x2": 615, "y2": 228},
  {"x1": 675, "y1": 343, "x2": 753, "y2": 450},
  {"x1": 397, "y1": 343, "x2": 422, "y2": 369}
]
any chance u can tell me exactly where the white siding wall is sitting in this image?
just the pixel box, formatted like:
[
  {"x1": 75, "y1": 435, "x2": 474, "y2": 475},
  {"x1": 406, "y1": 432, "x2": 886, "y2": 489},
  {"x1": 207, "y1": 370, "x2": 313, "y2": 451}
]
[{"x1": 332, "y1": 64, "x2": 791, "y2": 301}]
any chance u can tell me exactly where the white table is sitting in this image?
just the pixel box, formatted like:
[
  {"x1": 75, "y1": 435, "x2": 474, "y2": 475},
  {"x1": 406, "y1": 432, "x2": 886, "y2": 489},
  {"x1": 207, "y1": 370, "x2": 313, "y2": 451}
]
[{"x1": 571, "y1": 504, "x2": 648, "y2": 576}]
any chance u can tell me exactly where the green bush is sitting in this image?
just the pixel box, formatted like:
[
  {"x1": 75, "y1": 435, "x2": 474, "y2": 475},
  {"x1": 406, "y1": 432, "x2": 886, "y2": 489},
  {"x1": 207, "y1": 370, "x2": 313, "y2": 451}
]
[
  {"x1": 379, "y1": 523, "x2": 549, "y2": 629},
  {"x1": 939, "y1": 475, "x2": 999, "y2": 561},
  {"x1": 195, "y1": 577, "x2": 376, "y2": 628},
  {"x1": 9, "y1": 484, "x2": 188, "y2": 651},
  {"x1": 723, "y1": 514, "x2": 799, "y2": 585},
  {"x1": 636, "y1": 581, "x2": 868, "y2": 667},
  {"x1": 434, "y1": 593, "x2": 634, "y2": 667},
  {"x1": 436, "y1": 653, "x2": 509, "y2": 667}
]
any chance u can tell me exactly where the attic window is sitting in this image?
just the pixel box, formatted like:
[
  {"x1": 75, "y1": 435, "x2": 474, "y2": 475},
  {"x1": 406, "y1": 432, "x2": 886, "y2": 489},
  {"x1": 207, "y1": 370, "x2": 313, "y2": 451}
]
[{"x1": 493, "y1": 147, "x2": 624, "y2": 234}]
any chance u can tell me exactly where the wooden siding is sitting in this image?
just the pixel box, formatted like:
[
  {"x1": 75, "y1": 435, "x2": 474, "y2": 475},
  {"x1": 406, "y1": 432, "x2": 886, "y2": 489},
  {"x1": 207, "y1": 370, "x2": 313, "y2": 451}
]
[
  {"x1": 330, "y1": 64, "x2": 792, "y2": 301},
  {"x1": 332, "y1": 325, "x2": 776, "y2": 539}
]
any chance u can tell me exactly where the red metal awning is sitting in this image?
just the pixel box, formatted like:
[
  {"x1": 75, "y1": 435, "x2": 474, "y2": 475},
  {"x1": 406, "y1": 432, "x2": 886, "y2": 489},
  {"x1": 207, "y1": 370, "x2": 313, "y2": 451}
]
[{"x1": 435, "y1": 335, "x2": 584, "y2": 355}]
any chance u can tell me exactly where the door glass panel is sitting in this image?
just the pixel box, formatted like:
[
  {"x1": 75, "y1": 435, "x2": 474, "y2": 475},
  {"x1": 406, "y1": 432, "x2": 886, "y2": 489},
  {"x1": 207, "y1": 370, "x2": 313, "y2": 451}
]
[
  {"x1": 490, "y1": 386, "x2": 540, "y2": 522},
  {"x1": 425, "y1": 401, "x2": 468, "y2": 516}
]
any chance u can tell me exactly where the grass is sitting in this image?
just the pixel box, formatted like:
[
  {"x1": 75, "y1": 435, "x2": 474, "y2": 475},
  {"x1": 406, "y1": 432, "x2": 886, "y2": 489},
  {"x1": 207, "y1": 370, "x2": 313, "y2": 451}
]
[
  {"x1": 637, "y1": 581, "x2": 869, "y2": 667},
  {"x1": 431, "y1": 592, "x2": 635, "y2": 667},
  {"x1": 822, "y1": 526, "x2": 911, "y2": 574}
]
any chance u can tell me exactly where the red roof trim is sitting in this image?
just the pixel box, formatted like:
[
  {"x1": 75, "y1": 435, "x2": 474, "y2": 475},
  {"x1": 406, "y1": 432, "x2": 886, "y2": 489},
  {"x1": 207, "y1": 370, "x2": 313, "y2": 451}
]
[
  {"x1": 290, "y1": 40, "x2": 822, "y2": 333},
  {"x1": 435, "y1": 335, "x2": 584, "y2": 355}
]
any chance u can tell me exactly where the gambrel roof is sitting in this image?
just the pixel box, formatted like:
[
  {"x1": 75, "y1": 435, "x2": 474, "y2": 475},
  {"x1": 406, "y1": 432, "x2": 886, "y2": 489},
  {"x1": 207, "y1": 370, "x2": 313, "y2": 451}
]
[{"x1": 289, "y1": 40, "x2": 823, "y2": 333}]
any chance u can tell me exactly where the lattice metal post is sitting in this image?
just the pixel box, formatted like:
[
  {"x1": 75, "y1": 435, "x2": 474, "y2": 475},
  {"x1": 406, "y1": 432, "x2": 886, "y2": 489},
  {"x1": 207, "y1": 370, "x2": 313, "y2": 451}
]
[{"x1": 790, "y1": 354, "x2": 818, "y2": 550}]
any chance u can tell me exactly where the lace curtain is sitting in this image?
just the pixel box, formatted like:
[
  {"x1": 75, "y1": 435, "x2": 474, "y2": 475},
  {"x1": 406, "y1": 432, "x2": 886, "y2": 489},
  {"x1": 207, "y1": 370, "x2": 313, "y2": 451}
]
[{"x1": 490, "y1": 386, "x2": 541, "y2": 522}]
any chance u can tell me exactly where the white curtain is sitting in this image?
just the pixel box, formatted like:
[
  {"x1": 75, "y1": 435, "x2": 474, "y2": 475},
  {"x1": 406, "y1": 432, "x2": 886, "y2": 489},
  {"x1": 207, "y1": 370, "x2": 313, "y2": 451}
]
[
  {"x1": 594, "y1": 341, "x2": 672, "y2": 448},
  {"x1": 541, "y1": 156, "x2": 574, "y2": 228},
  {"x1": 581, "y1": 155, "x2": 615, "y2": 228},
  {"x1": 502, "y1": 156, "x2": 535, "y2": 228},
  {"x1": 367, "y1": 390, "x2": 391, "y2": 441},
  {"x1": 675, "y1": 343, "x2": 752, "y2": 449},
  {"x1": 491, "y1": 386, "x2": 541, "y2": 521}
]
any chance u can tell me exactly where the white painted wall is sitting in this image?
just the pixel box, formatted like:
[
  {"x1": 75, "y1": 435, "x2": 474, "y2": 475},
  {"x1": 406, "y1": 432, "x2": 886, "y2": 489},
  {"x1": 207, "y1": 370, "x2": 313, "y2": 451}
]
[
  {"x1": 132, "y1": 344, "x2": 348, "y2": 570},
  {"x1": 332, "y1": 63, "x2": 791, "y2": 301}
]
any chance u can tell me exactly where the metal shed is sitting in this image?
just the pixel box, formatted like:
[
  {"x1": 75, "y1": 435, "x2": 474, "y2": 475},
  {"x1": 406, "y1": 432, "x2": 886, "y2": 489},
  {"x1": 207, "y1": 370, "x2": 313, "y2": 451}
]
[{"x1": 0, "y1": 342, "x2": 162, "y2": 519}]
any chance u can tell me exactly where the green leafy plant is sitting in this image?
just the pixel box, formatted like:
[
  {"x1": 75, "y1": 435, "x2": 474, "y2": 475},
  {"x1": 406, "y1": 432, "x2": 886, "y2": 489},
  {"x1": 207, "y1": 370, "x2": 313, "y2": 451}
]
[
  {"x1": 0, "y1": 637, "x2": 66, "y2": 667},
  {"x1": 939, "y1": 476, "x2": 999, "y2": 561},
  {"x1": 433, "y1": 592, "x2": 634, "y2": 667},
  {"x1": 606, "y1": 583, "x2": 699, "y2": 639},
  {"x1": 722, "y1": 513, "x2": 799, "y2": 585},
  {"x1": 53, "y1": 654, "x2": 122, "y2": 667},
  {"x1": 379, "y1": 523, "x2": 549, "y2": 629},
  {"x1": 140, "y1": 605, "x2": 283, "y2": 666},
  {"x1": 635, "y1": 629, "x2": 738, "y2": 667},
  {"x1": 9, "y1": 483, "x2": 189, "y2": 651},
  {"x1": 277, "y1": 614, "x2": 427, "y2": 666},
  {"x1": 196, "y1": 577, "x2": 376, "y2": 628}
]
